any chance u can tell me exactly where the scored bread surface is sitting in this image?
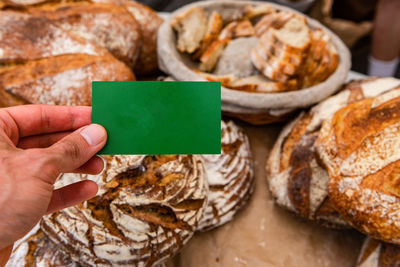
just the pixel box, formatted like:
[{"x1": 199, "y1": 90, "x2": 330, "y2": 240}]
[
  {"x1": 316, "y1": 79, "x2": 400, "y2": 243},
  {"x1": 198, "y1": 120, "x2": 254, "y2": 231},
  {"x1": 41, "y1": 155, "x2": 208, "y2": 267},
  {"x1": 267, "y1": 78, "x2": 400, "y2": 228}
]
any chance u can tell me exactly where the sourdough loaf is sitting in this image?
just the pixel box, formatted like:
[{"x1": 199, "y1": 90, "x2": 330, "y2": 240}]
[
  {"x1": 41, "y1": 155, "x2": 208, "y2": 266},
  {"x1": 6, "y1": 225, "x2": 78, "y2": 267},
  {"x1": 28, "y1": 1, "x2": 141, "y2": 68},
  {"x1": 357, "y1": 238, "x2": 400, "y2": 267},
  {"x1": 198, "y1": 120, "x2": 254, "y2": 231},
  {"x1": 267, "y1": 78, "x2": 400, "y2": 228},
  {"x1": 316, "y1": 79, "x2": 400, "y2": 244}
]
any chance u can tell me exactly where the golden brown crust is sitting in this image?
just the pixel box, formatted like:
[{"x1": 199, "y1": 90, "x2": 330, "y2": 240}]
[
  {"x1": 223, "y1": 108, "x2": 296, "y2": 125},
  {"x1": 124, "y1": 1, "x2": 163, "y2": 75},
  {"x1": 357, "y1": 238, "x2": 400, "y2": 267},
  {"x1": 316, "y1": 85, "x2": 400, "y2": 243},
  {"x1": 28, "y1": 1, "x2": 142, "y2": 68},
  {"x1": 0, "y1": 54, "x2": 135, "y2": 106}
]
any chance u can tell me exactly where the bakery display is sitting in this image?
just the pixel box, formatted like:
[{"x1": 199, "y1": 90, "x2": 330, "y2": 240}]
[
  {"x1": 158, "y1": 1, "x2": 350, "y2": 125},
  {"x1": 267, "y1": 77, "x2": 400, "y2": 228},
  {"x1": 41, "y1": 155, "x2": 208, "y2": 266},
  {"x1": 198, "y1": 120, "x2": 254, "y2": 231},
  {"x1": 357, "y1": 238, "x2": 400, "y2": 267}
]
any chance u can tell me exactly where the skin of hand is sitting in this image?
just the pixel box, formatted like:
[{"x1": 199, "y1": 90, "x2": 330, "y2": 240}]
[{"x1": 0, "y1": 105, "x2": 107, "y2": 266}]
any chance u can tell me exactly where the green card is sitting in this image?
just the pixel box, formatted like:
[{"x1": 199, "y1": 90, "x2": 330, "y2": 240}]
[{"x1": 92, "y1": 81, "x2": 221, "y2": 155}]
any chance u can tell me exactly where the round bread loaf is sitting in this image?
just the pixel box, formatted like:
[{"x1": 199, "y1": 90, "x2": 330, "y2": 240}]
[
  {"x1": 316, "y1": 81, "x2": 400, "y2": 244},
  {"x1": 198, "y1": 120, "x2": 254, "y2": 231},
  {"x1": 41, "y1": 155, "x2": 208, "y2": 266},
  {"x1": 6, "y1": 225, "x2": 78, "y2": 267},
  {"x1": 357, "y1": 238, "x2": 400, "y2": 267},
  {"x1": 267, "y1": 78, "x2": 400, "y2": 228}
]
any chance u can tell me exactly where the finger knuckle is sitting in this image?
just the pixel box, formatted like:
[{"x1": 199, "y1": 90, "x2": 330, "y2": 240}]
[{"x1": 59, "y1": 140, "x2": 82, "y2": 160}]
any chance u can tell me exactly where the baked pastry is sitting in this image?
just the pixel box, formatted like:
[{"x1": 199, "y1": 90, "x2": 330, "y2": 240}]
[
  {"x1": 123, "y1": 1, "x2": 163, "y2": 75},
  {"x1": 171, "y1": 7, "x2": 207, "y2": 54},
  {"x1": 28, "y1": 1, "x2": 142, "y2": 68},
  {"x1": 316, "y1": 79, "x2": 400, "y2": 243},
  {"x1": 6, "y1": 225, "x2": 78, "y2": 267},
  {"x1": 357, "y1": 238, "x2": 400, "y2": 267},
  {"x1": 267, "y1": 78, "x2": 400, "y2": 228},
  {"x1": 41, "y1": 155, "x2": 208, "y2": 266},
  {"x1": 198, "y1": 120, "x2": 254, "y2": 231}
]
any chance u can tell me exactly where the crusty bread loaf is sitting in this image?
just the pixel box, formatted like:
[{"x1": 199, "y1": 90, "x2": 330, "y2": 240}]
[
  {"x1": 41, "y1": 155, "x2": 208, "y2": 267},
  {"x1": 0, "y1": 10, "x2": 108, "y2": 63},
  {"x1": 267, "y1": 78, "x2": 400, "y2": 228},
  {"x1": 28, "y1": 1, "x2": 142, "y2": 68},
  {"x1": 198, "y1": 120, "x2": 254, "y2": 231},
  {"x1": 123, "y1": 1, "x2": 163, "y2": 75},
  {"x1": 6, "y1": 225, "x2": 78, "y2": 267},
  {"x1": 223, "y1": 108, "x2": 296, "y2": 125},
  {"x1": 357, "y1": 238, "x2": 400, "y2": 267},
  {"x1": 316, "y1": 80, "x2": 400, "y2": 244},
  {"x1": 0, "y1": 54, "x2": 135, "y2": 107},
  {"x1": 171, "y1": 7, "x2": 207, "y2": 54}
]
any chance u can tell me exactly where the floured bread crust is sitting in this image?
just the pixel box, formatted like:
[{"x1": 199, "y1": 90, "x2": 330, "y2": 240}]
[
  {"x1": 267, "y1": 78, "x2": 400, "y2": 228},
  {"x1": 316, "y1": 80, "x2": 400, "y2": 243},
  {"x1": 198, "y1": 120, "x2": 254, "y2": 231},
  {"x1": 41, "y1": 155, "x2": 208, "y2": 267},
  {"x1": 6, "y1": 225, "x2": 78, "y2": 267},
  {"x1": 357, "y1": 238, "x2": 400, "y2": 267},
  {"x1": 27, "y1": 1, "x2": 142, "y2": 68}
]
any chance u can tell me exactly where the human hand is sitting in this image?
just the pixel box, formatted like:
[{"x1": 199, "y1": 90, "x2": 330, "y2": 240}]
[{"x1": 0, "y1": 105, "x2": 107, "y2": 262}]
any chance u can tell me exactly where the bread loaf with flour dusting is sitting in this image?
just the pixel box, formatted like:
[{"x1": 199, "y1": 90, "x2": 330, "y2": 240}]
[
  {"x1": 267, "y1": 78, "x2": 400, "y2": 228},
  {"x1": 41, "y1": 155, "x2": 208, "y2": 267},
  {"x1": 198, "y1": 120, "x2": 254, "y2": 231}
]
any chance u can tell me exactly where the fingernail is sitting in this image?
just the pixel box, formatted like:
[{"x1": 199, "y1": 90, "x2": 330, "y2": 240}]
[{"x1": 80, "y1": 124, "x2": 106, "y2": 146}]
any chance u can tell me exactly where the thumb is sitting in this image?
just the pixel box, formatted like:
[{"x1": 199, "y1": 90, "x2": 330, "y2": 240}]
[{"x1": 42, "y1": 124, "x2": 107, "y2": 176}]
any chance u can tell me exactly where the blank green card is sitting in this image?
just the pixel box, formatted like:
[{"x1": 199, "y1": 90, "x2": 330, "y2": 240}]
[{"x1": 92, "y1": 81, "x2": 221, "y2": 155}]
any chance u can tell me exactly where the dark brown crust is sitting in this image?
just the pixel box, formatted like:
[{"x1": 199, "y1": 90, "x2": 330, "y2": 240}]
[
  {"x1": 288, "y1": 134, "x2": 317, "y2": 217},
  {"x1": 124, "y1": 1, "x2": 163, "y2": 75}
]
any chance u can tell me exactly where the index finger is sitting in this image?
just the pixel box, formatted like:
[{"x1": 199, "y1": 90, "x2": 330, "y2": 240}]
[{"x1": 0, "y1": 105, "x2": 92, "y2": 143}]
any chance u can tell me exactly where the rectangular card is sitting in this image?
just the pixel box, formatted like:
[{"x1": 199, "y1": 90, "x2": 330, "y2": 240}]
[{"x1": 92, "y1": 81, "x2": 221, "y2": 155}]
